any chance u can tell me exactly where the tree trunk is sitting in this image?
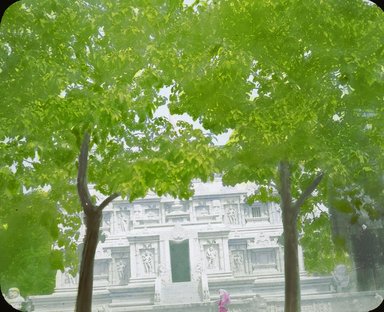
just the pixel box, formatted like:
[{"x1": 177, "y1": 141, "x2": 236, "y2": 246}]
[
  {"x1": 75, "y1": 209, "x2": 102, "y2": 312},
  {"x1": 75, "y1": 132, "x2": 120, "y2": 312},
  {"x1": 279, "y1": 161, "x2": 301, "y2": 312},
  {"x1": 278, "y1": 161, "x2": 323, "y2": 312}
]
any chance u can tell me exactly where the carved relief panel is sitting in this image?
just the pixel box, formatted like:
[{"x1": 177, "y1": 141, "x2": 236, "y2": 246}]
[
  {"x1": 195, "y1": 201, "x2": 210, "y2": 217},
  {"x1": 144, "y1": 203, "x2": 160, "y2": 223},
  {"x1": 133, "y1": 202, "x2": 161, "y2": 226},
  {"x1": 111, "y1": 250, "x2": 130, "y2": 285},
  {"x1": 249, "y1": 249, "x2": 277, "y2": 272},
  {"x1": 202, "y1": 240, "x2": 221, "y2": 271},
  {"x1": 231, "y1": 250, "x2": 246, "y2": 274},
  {"x1": 211, "y1": 199, "x2": 222, "y2": 216},
  {"x1": 101, "y1": 211, "x2": 112, "y2": 237},
  {"x1": 94, "y1": 245, "x2": 111, "y2": 283},
  {"x1": 194, "y1": 199, "x2": 221, "y2": 222},
  {"x1": 247, "y1": 232, "x2": 280, "y2": 249},
  {"x1": 111, "y1": 204, "x2": 131, "y2": 234},
  {"x1": 223, "y1": 198, "x2": 242, "y2": 225},
  {"x1": 140, "y1": 248, "x2": 154, "y2": 275},
  {"x1": 164, "y1": 200, "x2": 190, "y2": 224},
  {"x1": 115, "y1": 210, "x2": 130, "y2": 233},
  {"x1": 135, "y1": 241, "x2": 159, "y2": 277},
  {"x1": 229, "y1": 240, "x2": 248, "y2": 275}
]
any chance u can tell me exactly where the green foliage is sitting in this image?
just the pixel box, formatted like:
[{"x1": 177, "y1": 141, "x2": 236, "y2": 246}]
[
  {"x1": 299, "y1": 212, "x2": 351, "y2": 274},
  {"x1": 0, "y1": 0, "x2": 383, "y2": 299},
  {"x1": 156, "y1": 0, "x2": 384, "y2": 281},
  {"x1": 0, "y1": 193, "x2": 58, "y2": 296},
  {"x1": 163, "y1": 0, "x2": 384, "y2": 175},
  {"x1": 0, "y1": 0, "x2": 215, "y2": 295}
]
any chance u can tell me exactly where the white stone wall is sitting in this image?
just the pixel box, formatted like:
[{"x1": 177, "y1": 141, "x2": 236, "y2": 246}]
[{"x1": 59, "y1": 181, "x2": 288, "y2": 291}]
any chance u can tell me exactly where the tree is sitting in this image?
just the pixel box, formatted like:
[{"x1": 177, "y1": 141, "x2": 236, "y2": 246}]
[
  {"x1": 155, "y1": 1, "x2": 384, "y2": 311},
  {"x1": 328, "y1": 152, "x2": 384, "y2": 290},
  {"x1": 0, "y1": 192, "x2": 58, "y2": 296},
  {"x1": 0, "y1": 1, "x2": 215, "y2": 311},
  {"x1": 299, "y1": 210, "x2": 351, "y2": 275}
]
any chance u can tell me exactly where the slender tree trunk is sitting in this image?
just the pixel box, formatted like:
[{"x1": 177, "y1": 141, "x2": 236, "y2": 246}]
[
  {"x1": 278, "y1": 160, "x2": 323, "y2": 312},
  {"x1": 75, "y1": 132, "x2": 120, "y2": 312},
  {"x1": 279, "y1": 160, "x2": 301, "y2": 312},
  {"x1": 75, "y1": 209, "x2": 102, "y2": 312}
]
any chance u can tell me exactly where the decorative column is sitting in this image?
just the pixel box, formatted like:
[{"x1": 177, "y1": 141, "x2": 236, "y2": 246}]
[
  {"x1": 221, "y1": 237, "x2": 231, "y2": 272},
  {"x1": 190, "y1": 237, "x2": 201, "y2": 281}
]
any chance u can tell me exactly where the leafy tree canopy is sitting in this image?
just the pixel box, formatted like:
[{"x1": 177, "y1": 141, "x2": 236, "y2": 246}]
[
  {"x1": 160, "y1": 0, "x2": 384, "y2": 213},
  {"x1": 0, "y1": 192, "x2": 58, "y2": 295},
  {"x1": 155, "y1": 0, "x2": 384, "y2": 275},
  {"x1": 0, "y1": 0, "x2": 216, "y2": 295}
]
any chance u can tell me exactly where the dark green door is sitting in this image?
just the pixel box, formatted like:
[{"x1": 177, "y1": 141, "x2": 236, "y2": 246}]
[{"x1": 170, "y1": 240, "x2": 191, "y2": 282}]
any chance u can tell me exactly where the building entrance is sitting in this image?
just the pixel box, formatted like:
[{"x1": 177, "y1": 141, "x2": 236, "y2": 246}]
[{"x1": 169, "y1": 240, "x2": 191, "y2": 282}]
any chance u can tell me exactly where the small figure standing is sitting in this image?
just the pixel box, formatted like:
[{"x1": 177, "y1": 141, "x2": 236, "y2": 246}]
[
  {"x1": 233, "y1": 253, "x2": 243, "y2": 272},
  {"x1": 227, "y1": 206, "x2": 237, "y2": 224},
  {"x1": 206, "y1": 246, "x2": 217, "y2": 269},
  {"x1": 142, "y1": 251, "x2": 153, "y2": 274},
  {"x1": 217, "y1": 289, "x2": 231, "y2": 312},
  {"x1": 330, "y1": 264, "x2": 349, "y2": 292},
  {"x1": 116, "y1": 260, "x2": 127, "y2": 284},
  {"x1": 5, "y1": 288, "x2": 25, "y2": 310},
  {"x1": 116, "y1": 212, "x2": 129, "y2": 232}
]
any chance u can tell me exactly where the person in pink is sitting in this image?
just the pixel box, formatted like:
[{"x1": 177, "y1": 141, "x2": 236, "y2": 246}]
[{"x1": 217, "y1": 289, "x2": 231, "y2": 312}]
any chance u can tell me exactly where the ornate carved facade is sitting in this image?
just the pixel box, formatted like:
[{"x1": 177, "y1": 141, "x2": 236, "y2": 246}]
[
  {"x1": 77, "y1": 178, "x2": 287, "y2": 289},
  {"x1": 32, "y1": 178, "x2": 345, "y2": 312}
]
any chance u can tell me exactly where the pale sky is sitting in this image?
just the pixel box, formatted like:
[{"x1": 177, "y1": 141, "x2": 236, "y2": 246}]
[{"x1": 154, "y1": 85, "x2": 232, "y2": 146}]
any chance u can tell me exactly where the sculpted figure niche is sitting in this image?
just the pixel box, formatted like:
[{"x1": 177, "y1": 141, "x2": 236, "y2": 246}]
[
  {"x1": 233, "y1": 253, "x2": 244, "y2": 272},
  {"x1": 116, "y1": 211, "x2": 129, "y2": 233},
  {"x1": 116, "y1": 259, "x2": 128, "y2": 284},
  {"x1": 227, "y1": 206, "x2": 238, "y2": 224},
  {"x1": 206, "y1": 245, "x2": 218, "y2": 269},
  {"x1": 142, "y1": 250, "x2": 153, "y2": 274}
]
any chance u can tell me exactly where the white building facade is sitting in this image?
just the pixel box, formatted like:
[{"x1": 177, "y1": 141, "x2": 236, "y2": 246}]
[{"x1": 30, "y1": 178, "x2": 381, "y2": 312}]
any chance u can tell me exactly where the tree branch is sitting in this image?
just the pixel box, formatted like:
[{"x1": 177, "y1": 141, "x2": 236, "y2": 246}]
[
  {"x1": 293, "y1": 172, "x2": 324, "y2": 210},
  {"x1": 77, "y1": 132, "x2": 94, "y2": 211},
  {"x1": 97, "y1": 193, "x2": 121, "y2": 211}
]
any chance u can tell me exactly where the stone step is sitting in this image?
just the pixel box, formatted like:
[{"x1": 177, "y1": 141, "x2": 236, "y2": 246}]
[{"x1": 160, "y1": 281, "x2": 201, "y2": 304}]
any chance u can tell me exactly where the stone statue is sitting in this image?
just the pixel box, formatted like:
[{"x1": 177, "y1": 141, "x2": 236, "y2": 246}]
[
  {"x1": 233, "y1": 253, "x2": 243, "y2": 271},
  {"x1": 331, "y1": 264, "x2": 350, "y2": 292},
  {"x1": 116, "y1": 212, "x2": 129, "y2": 232},
  {"x1": 5, "y1": 287, "x2": 25, "y2": 310},
  {"x1": 116, "y1": 259, "x2": 128, "y2": 283},
  {"x1": 255, "y1": 232, "x2": 271, "y2": 247},
  {"x1": 227, "y1": 206, "x2": 237, "y2": 224},
  {"x1": 203, "y1": 289, "x2": 210, "y2": 302},
  {"x1": 157, "y1": 263, "x2": 166, "y2": 277},
  {"x1": 196, "y1": 263, "x2": 203, "y2": 275},
  {"x1": 63, "y1": 268, "x2": 76, "y2": 285},
  {"x1": 142, "y1": 250, "x2": 153, "y2": 274},
  {"x1": 103, "y1": 214, "x2": 111, "y2": 236},
  {"x1": 206, "y1": 245, "x2": 217, "y2": 269}
]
